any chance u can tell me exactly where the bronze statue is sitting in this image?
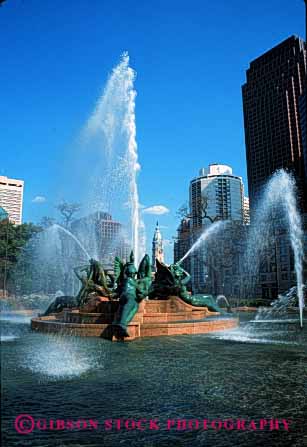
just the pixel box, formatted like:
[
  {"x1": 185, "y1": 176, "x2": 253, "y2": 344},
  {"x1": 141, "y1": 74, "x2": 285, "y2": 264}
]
[
  {"x1": 42, "y1": 294, "x2": 78, "y2": 316},
  {"x1": 150, "y1": 259, "x2": 225, "y2": 313},
  {"x1": 149, "y1": 259, "x2": 190, "y2": 300},
  {"x1": 112, "y1": 252, "x2": 152, "y2": 337},
  {"x1": 43, "y1": 258, "x2": 114, "y2": 315},
  {"x1": 74, "y1": 258, "x2": 114, "y2": 306},
  {"x1": 43, "y1": 249, "x2": 225, "y2": 330}
]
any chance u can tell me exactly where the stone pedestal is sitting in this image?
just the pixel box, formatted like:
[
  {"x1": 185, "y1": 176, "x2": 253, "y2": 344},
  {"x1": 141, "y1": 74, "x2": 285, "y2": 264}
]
[{"x1": 31, "y1": 296, "x2": 239, "y2": 341}]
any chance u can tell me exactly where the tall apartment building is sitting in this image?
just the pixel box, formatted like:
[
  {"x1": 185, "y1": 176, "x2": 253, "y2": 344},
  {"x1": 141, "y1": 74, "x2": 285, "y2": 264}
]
[
  {"x1": 242, "y1": 35, "x2": 307, "y2": 214},
  {"x1": 203, "y1": 221, "x2": 251, "y2": 301},
  {"x1": 190, "y1": 164, "x2": 244, "y2": 228},
  {"x1": 0, "y1": 176, "x2": 24, "y2": 225},
  {"x1": 187, "y1": 164, "x2": 246, "y2": 293},
  {"x1": 71, "y1": 211, "x2": 130, "y2": 267}
]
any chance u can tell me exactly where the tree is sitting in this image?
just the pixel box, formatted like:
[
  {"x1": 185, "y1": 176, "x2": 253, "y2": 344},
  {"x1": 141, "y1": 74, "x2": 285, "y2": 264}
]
[
  {"x1": 201, "y1": 194, "x2": 220, "y2": 224},
  {"x1": 176, "y1": 202, "x2": 190, "y2": 220},
  {"x1": 0, "y1": 222, "x2": 42, "y2": 296},
  {"x1": 56, "y1": 201, "x2": 81, "y2": 228},
  {"x1": 39, "y1": 216, "x2": 56, "y2": 229}
]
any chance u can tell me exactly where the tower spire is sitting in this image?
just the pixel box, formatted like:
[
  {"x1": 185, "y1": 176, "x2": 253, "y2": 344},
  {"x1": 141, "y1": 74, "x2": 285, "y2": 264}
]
[{"x1": 152, "y1": 221, "x2": 164, "y2": 270}]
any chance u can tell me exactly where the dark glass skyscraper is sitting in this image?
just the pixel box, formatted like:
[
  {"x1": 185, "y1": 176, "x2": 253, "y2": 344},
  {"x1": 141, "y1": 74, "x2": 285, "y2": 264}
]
[
  {"x1": 242, "y1": 35, "x2": 307, "y2": 214},
  {"x1": 300, "y1": 92, "x2": 307, "y2": 192}
]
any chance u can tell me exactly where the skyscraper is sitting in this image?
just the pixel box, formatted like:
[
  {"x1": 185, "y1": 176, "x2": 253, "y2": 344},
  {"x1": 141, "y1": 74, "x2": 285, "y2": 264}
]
[
  {"x1": 190, "y1": 164, "x2": 245, "y2": 228},
  {"x1": 152, "y1": 221, "x2": 164, "y2": 270},
  {"x1": 242, "y1": 3, "x2": 307, "y2": 300},
  {"x1": 187, "y1": 164, "x2": 246, "y2": 293},
  {"x1": 0, "y1": 176, "x2": 24, "y2": 225},
  {"x1": 242, "y1": 35, "x2": 307, "y2": 214},
  {"x1": 299, "y1": 92, "x2": 307, "y2": 192},
  {"x1": 243, "y1": 197, "x2": 250, "y2": 225},
  {"x1": 71, "y1": 211, "x2": 130, "y2": 267}
]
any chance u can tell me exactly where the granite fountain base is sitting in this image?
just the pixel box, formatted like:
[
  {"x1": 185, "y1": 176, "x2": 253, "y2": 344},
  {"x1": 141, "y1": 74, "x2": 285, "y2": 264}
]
[{"x1": 31, "y1": 296, "x2": 238, "y2": 341}]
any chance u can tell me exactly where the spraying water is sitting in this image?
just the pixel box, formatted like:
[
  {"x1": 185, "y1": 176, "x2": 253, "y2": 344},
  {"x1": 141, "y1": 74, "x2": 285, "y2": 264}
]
[
  {"x1": 13, "y1": 223, "x2": 91, "y2": 297},
  {"x1": 254, "y1": 286, "x2": 304, "y2": 322},
  {"x1": 246, "y1": 170, "x2": 304, "y2": 327},
  {"x1": 216, "y1": 294, "x2": 231, "y2": 311},
  {"x1": 84, "y1": 52, "x2": 144, "y2": 265},
  {"x1": 24, "y1": 335, "x2": 99, "y2": 379},
  {"x1": 51, "y1": 224, "x2": 91, "y2": 260},
  {"x1": 179, "y1": 220, "x2": 225, "y2": 264}
]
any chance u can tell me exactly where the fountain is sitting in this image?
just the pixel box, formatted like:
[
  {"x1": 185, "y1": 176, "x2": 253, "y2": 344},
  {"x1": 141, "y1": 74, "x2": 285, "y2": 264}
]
[
  {"x1": 13, "y1": 53, "x2": 147, "y2": 305},
  {"x1": 84, "y1": 52, "x2": 144, "y2": 266},
  {"x1": 253, "y1": 285, "x2": 307, "y2": 323},
  {"x1": 13, "y1": 223, "x2": 91, "y2": 300},
  {"x1": 25, "y1": 57, "x2": 304, "y2": 341},
  {"x1": 244, "y1": 170, "x2": 305, "y2": 327},
  {"x1": 12, "y1": 54, "x2": 146, "y2": 307},
  {"x1": 50, "y1": 224, "x2": 91, "y2": 260},
  {"x1": 216, "y1": 295, "x2": 232, "y2": 312},
  {"x1": 31, "y1": 252, "x2": 238, "y2": 340},
  {"x1": 178, "y1": 220, "x2": 226, "y2": 264},
  {"x1": 31, "y1": 214, "x2": 237, "y2": 340}
]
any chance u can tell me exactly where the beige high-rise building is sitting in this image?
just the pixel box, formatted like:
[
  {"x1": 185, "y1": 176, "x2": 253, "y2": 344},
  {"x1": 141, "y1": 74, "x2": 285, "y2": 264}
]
[{"x1": 0, "y1": 176, "x2": 24, "y2": 225}]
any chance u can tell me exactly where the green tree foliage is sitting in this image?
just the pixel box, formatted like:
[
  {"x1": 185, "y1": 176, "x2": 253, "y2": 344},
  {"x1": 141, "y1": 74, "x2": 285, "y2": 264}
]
[{"x1": 0, "y1": 221, "x2": 42, "y2": 295}]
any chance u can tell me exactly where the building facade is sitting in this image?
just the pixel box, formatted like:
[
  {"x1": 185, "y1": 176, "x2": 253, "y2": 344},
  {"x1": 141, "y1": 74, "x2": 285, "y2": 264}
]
[
  {"x1": 255, "y1": 215, "x2": 307, "y2": 301},
  {"x1": 71, "y1": 211, "x2": 130, "y2": 267},
  {"x1": 180, "y1": 165, "x2": 247, "y2": 294},
  {"x1": 242, "y1": 23, "x2": 307, "y2": 301},
  {"x1": 0, "y1": 176, "x2": 24, "y2": 225},
  {"x1": 152, "y1": 221, "x2": 164, "y2": 270},
  {"x1": 190, "y1": 164, "x2": 244, "y2": 228},
  {"x1": 242, "y1": 36, "x2": 307, "y2": 214},
  {"x1": 243, "y1": 196, "x2": 250, "y2": 225},
  {"x1": 203, "y1": 221, "x2": 252, "y2": 302},
  {"x1": 299, "y1": 92, "x2": 307, "y2": 193},
  {"x1": 174, "y1": 217, "x2": 191, "y2": 277}
]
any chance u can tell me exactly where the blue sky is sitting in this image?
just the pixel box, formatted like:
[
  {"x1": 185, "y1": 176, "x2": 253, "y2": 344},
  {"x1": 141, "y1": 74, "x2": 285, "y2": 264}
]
[{"x1": 0, "y1": 0, "x2": 305, "y2": 261}]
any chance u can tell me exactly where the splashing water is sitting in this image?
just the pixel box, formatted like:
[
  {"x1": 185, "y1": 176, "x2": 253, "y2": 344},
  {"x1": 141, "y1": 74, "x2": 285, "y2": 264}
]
[
  {"x1": 13, "y1": 223, "x2": 91, "y2": 297},
  {"x1": 0, "y1": 313, "x2": 33, "y2": 324},
  {"x1": 25, "y1": 336, "x2": 97, "y2": 380},
  {"x1": 216, "y1": 294, "x2": 231, "y2": 310},
  {"x1": 254, "y1": 286, "x2": 306, "y2": 322},
  {"x1": 208, "y1": 329, "x2": 298, "y2": 345},
  {"x1": 84, "y1": 52, "x2": 144, "y2": 265},
  {"x1": 179, "y1": 221, "x2": 226, "y2": 264},
  {"x1": 1, "y1": 335, "x2": 18, "y2": 342},
  {"x1": 245, "y1": 170, "x2": 304, "y2": 327},
  {"x1": 208, "y1": 290, "x2": 304, "y2": 345},
  {"x1": 51, "y1": 224, "x2": 91, "y2": 260}
]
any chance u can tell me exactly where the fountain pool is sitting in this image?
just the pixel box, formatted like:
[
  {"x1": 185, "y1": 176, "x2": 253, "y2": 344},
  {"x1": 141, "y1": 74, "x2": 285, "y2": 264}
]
[{"x1": 1, "y1": 310, "x2": 306, "y2": 447}]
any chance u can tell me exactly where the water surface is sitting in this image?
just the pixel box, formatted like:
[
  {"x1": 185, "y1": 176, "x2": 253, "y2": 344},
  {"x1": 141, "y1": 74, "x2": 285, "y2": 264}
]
[{"x1": 1, "y1": 312, "x2": 307, "y2": 446}]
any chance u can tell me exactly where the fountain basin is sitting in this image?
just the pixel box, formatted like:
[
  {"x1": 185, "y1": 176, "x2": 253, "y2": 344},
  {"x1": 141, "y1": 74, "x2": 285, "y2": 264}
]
[{"x1": 31, "y1": 296, "x2": 239, "y2": 341}]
